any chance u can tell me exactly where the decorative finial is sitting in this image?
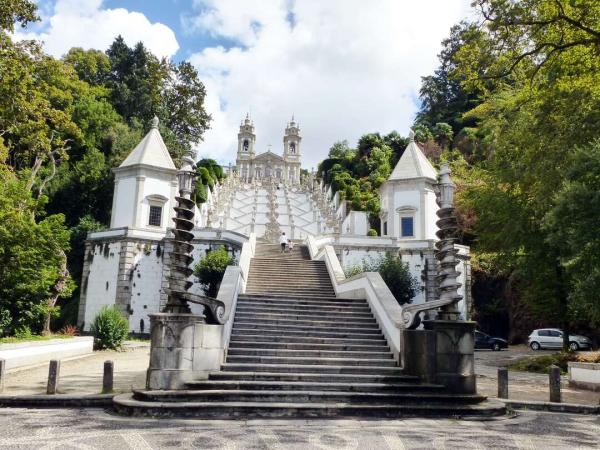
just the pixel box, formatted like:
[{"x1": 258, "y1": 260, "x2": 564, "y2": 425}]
[
  {"x1": 151, "y1": 115, "x2": 159, "y2": 129},
  {"x1": 246, "y1": 112, "x2": 249, "y2": 120},
  {"x1": 291, "y1": 113, "x2": 295, "y2": 122},
  {"x1": 408, "y1": 129, "x2": 415, "y2": 142}
]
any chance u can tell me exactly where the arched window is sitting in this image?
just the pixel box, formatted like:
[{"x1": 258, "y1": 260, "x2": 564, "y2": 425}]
[
  {"x1": 289, "y1": 142, "x2": 296, "y2": 154},
  {"x1": 243, "y1": 139, "x2": 249, "y2": 151}
]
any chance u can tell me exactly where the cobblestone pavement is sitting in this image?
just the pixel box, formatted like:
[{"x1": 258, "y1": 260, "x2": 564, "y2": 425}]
[{"x1": 0, "y1": 408, "x2": 599, "y2": 449}]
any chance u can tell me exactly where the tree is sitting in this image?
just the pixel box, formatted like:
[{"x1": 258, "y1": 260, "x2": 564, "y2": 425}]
[
  {"x1": 0, "y1": 173, "x2": 73, "y2": 335},
  {"x1": 0, "y1": 0, "x2": 37, "y2": 32}
]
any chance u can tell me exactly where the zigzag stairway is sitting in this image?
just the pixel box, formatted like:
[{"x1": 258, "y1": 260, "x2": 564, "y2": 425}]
[{"x1": 116, "y1": 243, "x2": 504, "y2": 418}]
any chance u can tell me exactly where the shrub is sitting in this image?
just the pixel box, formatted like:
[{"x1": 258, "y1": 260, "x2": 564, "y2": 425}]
[
  {"x1": 344, "y1": 253, "x2": 418, "y2": 305},
  {"x1": 378, "y1": 253, "x2": 419, "y2": 305},
  {"x1": 194, "y1": 246, "x2": 234, "y2": 297},
  {"x1": 367, "y1": 228, "x2": 378, "y2": 236},
  {"x1": 508, "y1": 352, "x2": 578, "y2": 374},
  {"x1": 0, "y1": 309, "x2": 10, "y2": 337},
  {"x1": 91, "y1": 306, "x2": 129, "y2": 350},
  {"x1": 58, "y1": 325, "x2": 79, "y2": 336}
]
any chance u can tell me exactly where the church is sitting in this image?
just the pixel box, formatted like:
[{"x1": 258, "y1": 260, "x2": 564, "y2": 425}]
[{"x1": 235, "y1": 114, "x2": 302, "y2": 183}]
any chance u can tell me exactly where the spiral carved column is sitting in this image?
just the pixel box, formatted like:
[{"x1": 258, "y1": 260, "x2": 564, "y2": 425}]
[{"x1": 435, "y1": 164, "x2": 462, "y2": 320}]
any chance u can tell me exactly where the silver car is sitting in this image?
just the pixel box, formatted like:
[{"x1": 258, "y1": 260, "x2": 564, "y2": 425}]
[{"x1": 528, "y1": 328, "x2": 592, "y2": 351}]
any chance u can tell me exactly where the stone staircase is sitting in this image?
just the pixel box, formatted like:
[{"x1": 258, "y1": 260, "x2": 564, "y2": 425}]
[{"x1": 114, "y1": 243, "x2": 504, "y2": 418}]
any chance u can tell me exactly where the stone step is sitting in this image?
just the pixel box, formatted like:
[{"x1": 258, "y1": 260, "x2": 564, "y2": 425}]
[
  {"x1": 236, "y1": 296, "x2": 367, "y2": 307},
  {"x1": 250, "y1": 258, "x2": 322, "y2": 264},
  {"x1": 225, "y1": 355, "x2": 397, "y2": 367},
  {"x1": 221, "y1": 363, "x2": 401, "y2": 375},
  {"x1": 233, "y1": 316, "x2": 377, "y2": 328},
  {"x1": 226, "y1": 348, "x2": 392, "y2": 359},
  {"x1": 114, "y1": 393, "x2": 506, "y2": 419},
  {"x1": 186, "y1": 380, "x2": 432, "y2": 393},
  {"x1": 134, "y1": 390, "x2": 486, "y2": 405},
  {"x1": 241, "y1": 293, "x2": 339, "y2": 301},
  {"x1": 234, "y1": 307, "x2": 373, "y2": 319},
  {"x1": 231, "y1": 327, "x2": 382, "y2": 340},
  {"x1": 244, "y1": 288, "x2": 336, "y2": 296},
  {"x1": 228, "y1": 341, "x2": 389, "y2": 352},
  {"x1": 114, "y1": 394, "x2": 507, "y2": 419},
  {"x1": 245, "y1": 282, "x2": 333, "y2": 289},
  {"x1": 229, "y1": 334, "x2": 388, "y2": 346},
  {"x1": 208, "y1": 371, "x2": 413, "y2": 384},
  {"x1": 231, "y1": 323, "x2": 381, "y2": 336}
]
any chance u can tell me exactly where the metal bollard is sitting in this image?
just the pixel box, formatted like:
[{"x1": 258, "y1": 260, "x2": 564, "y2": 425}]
[
  {"x1": 47, "y1": 360, "x2": 60, "y2": 395},
  {"x1": 497, "y1": 368, "x2": 508, "y2": 399},
  {"x1": 0, "y1": 359, "x2": 5, "y2": 394},
  {"x1": 102, "y1": 360, "x2": 114, "y2": 393},
  {"x1": 549, "y1": 364, "x2": 561, "y2": 403}
]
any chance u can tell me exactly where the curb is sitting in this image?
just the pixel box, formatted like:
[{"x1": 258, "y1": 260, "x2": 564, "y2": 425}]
[
  {"x1": 503, "y1": 399, "x2": 600, "y2": 415},
  {"x1": 0, "y1": 394, "x2": 114, "y2": 408}
]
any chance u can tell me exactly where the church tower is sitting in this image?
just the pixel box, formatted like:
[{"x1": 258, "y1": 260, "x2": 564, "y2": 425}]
[
  {"x1": 283, "y1": 116, "x2": 302, "y2": 183},
  {"x1": 236, "y1": 113, "x2": 256, "y2": 181}
]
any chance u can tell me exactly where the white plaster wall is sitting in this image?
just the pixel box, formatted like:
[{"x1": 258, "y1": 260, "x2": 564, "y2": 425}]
[
  {"x1": 393, "y1": 190, "x2": 420, "y2": 238},
  {"x1": 111, "y1": 177, "x2": 136, "y2": 228},
  {"x1": 129, "y1": 243, "x2": 165, "y2": 333},
  {"x1": 83, "y1": 242, "x2": 121, "y2": 330},
  {"x1": 424, "y1": 188, "x2": 439, "y2": 240}
]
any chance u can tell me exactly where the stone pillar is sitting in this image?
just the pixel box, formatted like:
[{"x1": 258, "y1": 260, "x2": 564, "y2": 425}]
[
  {"x1": 0, "y1": 359, "x2": 5, "y2": 393},
  {"x1": 423, "y1": 320, "x2": 476, "y2": 394},
  {"x1": 103, "y1": 360, "x2": 114, "y2": 393},
  {"x1": 47, "y1": 360, "x2": 60, "y2": 394},
  {"x1": 146, "y1": 313, "x2": 206, "y2": 390},
  {"x1": 401, "y1": 329, "x2": 436, "y2": 383},
  {"x1": 549, "y1": 365, "x2": 561, "y2": 403},
  {"x1": 498, "y1": 368, "x2": 508, "y2": 399}
]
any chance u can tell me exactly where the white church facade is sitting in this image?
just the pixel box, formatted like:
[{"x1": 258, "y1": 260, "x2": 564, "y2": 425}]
[
  {"x1": 235, "y1": 114, "x2": 302, "y2": 183},
  {"x1": 77, "y1": 118, "x2": 472, "y2": 333}
]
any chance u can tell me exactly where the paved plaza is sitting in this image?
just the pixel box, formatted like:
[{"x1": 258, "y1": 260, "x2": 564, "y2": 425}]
[{"x1": 0, "y1": 408, "x2": 598, "y2": 449}]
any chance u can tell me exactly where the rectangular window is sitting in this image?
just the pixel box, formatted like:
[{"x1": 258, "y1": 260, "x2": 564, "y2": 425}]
[
  {"x1": 400, "y1": 217, "x2": 414, "y2": 237},
  {"x1": 383, "y1": 221, "x2": 388, "y2": 236},
  {"x1": 148, "y1": 205, "x2": 162, "y2": 226}
]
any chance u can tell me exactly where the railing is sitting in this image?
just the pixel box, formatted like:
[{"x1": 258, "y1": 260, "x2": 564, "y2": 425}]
[{"x1": 305, "y1": 234, "x2": 457, "y2": 362}]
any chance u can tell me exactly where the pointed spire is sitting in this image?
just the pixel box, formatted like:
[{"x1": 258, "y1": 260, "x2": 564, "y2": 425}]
[{"x1": 151, "y1": 115, "x2": 159, "y2": 129}]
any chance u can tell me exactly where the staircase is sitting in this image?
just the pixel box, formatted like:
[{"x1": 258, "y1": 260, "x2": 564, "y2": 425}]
[{"x1": 115, "y1": 243, "x2": 504, "y2": 418}]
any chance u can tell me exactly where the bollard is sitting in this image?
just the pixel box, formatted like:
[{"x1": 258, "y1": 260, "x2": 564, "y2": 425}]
[
  {"x1": 549, "y1": 364, "x2": 561, "y2": 403},
  {"x1": 497, "y1": 368, "x2": 508, "y2": 399},
  {"x1": 102, "y1": 360, "x2": 114, "y2": 393},
  {"x1": 0, "y1": 359, "x2": 5, "y2": 394},
  {"x1": 47, "y1": 360, "x2": 60, "y2": 395}
]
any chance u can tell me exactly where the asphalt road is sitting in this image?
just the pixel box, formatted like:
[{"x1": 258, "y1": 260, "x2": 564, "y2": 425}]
[{"x1": 0, "y1": 408, "x2": 599, "y2": 449}]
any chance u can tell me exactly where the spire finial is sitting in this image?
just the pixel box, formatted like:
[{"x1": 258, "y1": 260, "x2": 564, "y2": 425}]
[
  {"x1": 151, "y1": 115, "x2": 159, "y2": 129},
  {"x1": 408, "y1": 129, "x2": 415, "y2": 142}
]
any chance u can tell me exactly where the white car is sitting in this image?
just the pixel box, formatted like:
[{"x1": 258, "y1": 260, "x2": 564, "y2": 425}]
[{"x1": 528, "y1": 328, "x2": 592, "y2": 351}]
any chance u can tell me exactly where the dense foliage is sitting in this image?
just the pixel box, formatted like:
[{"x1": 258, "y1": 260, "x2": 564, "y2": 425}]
[
  {"x1": 0, "y1": 1, "x2": 211, "y2": 337},
  {"x1": 194, "y1": 247, "x2": 234, "y2": 297},
  {"x1": 319, "y1": 1, "x2": 600, "y2": 345},
  {"x1": 345, "y1": 253, "x2": 419, "y2": 306},
  {"x1": 90, "y1": 305, "x2": 130, "y2": 350}
]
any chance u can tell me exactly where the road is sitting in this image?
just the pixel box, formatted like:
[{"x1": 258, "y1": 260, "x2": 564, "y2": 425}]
[{"x1": 0, "y1": 407, "x2": 598, "y2": 449}]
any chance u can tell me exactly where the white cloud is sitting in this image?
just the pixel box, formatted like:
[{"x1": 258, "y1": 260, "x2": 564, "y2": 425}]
[
  {"x1": 189, "y1": 0, "x2": 471, "y2": 168},
  {"x1": 15, "y1": 0, "x2": 179, "y2": 59}
]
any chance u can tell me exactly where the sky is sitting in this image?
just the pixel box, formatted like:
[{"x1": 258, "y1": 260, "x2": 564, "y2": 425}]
[{"x1": 16, "y1": 0, "x2": 473, "y2": 168}]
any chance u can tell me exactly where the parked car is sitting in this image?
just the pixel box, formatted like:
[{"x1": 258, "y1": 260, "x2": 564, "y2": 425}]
[
  {"x1": 474, "y1": 330, "x2": 508, "y2": 351},
  {"x1": 528, "y1": 328, "x2": 592, "y2": 351}
]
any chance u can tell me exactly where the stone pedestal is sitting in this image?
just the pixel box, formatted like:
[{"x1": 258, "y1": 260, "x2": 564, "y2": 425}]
[
  {"x1": 423, "y1": 320, "x2": 476, "y2": 394},
  {"x1": 146, "y1": 313, "x2": 218, "y2": 390},
  {"x1": 401, "y1": 329, "x2": 436, "y2": 383}
]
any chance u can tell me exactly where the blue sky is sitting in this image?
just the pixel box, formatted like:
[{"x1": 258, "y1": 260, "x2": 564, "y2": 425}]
[{"x1": 18, "y1": 0, "x2": 472, "y2": 166}]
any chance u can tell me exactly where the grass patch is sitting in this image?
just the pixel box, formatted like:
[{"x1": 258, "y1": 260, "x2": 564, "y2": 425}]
[
  {"x1": 0, "y1": 334, "x2": 74, "y2": 345},
  {"x1": 509, "y1": 352, "x2": 580, "y2": 374}
]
